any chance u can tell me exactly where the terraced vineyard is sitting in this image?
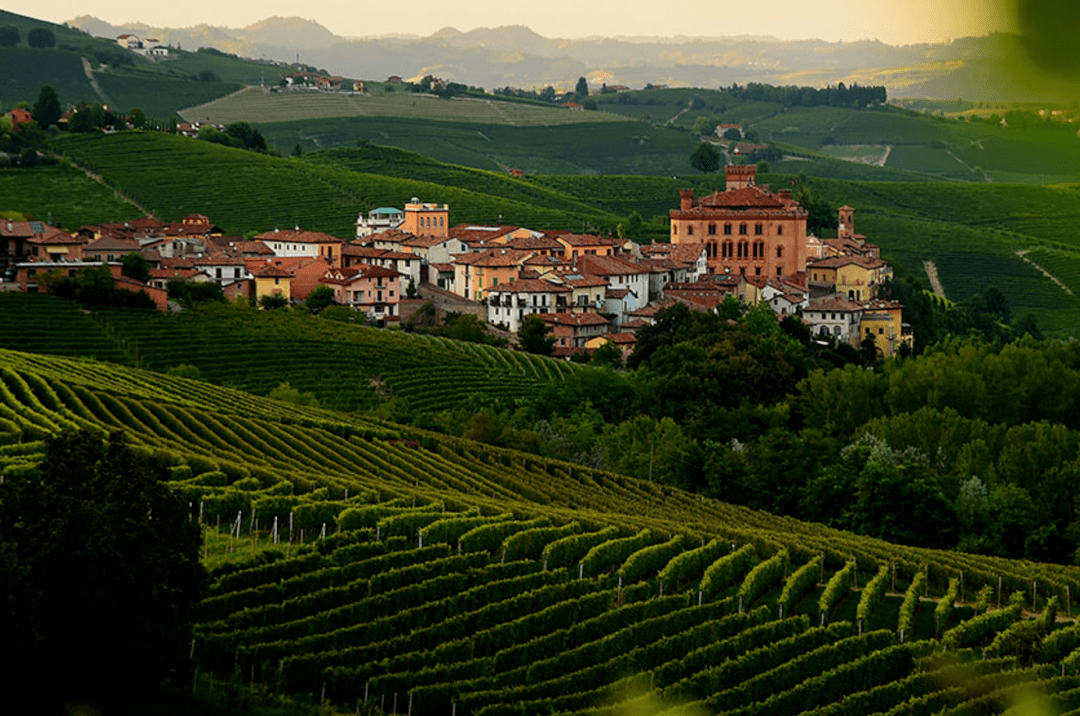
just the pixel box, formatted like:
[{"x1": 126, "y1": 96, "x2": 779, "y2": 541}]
[
  {"x1": 0, "y1": 294, "x2": 579, "y2": 414},
  {"x1": 4, "y1": 346, "x2": 1080, "y2": 715},
  {"x1": 50, "y1": 132, "x2": 622, "y2": 237}
]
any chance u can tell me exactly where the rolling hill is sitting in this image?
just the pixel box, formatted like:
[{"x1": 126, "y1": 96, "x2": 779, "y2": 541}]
[{"x1": 3, "y1": 336, "x2": 1080, "y2": 715}]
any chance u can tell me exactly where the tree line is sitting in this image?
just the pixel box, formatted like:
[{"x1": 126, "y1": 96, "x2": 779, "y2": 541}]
[{"x1": 724, "y1": 81, "x2": 887, "y2": 108}]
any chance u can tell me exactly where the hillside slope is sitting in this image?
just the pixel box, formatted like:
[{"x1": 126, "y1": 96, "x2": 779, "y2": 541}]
[{"x1": 3, "y1": 347, "x2": 1080, "y2": 715}]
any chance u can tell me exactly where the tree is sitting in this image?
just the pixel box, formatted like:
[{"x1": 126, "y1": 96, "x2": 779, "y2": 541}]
[
  {"x1": 692, "y1": 116, "x2": 713, "y2": 135},
  {"x1": 32, "y1": 85, "x2": 61, "y2": 129},
  {"x1": 260, "y1": 294, "x2": 288, "y2": 310},
  {"x1": 0, "y1": 430, "x2": 206, "y2": 712},
  {"x1": 519, "y1": 314, "x2": 556, "y2": 355},
  {"x1": 292, "y1": 142, "x2": 302, "y2": 157},
  {"x1": 306, "y1": 284, "x2": 335, "y2": 313},
  {"x1": 120, "y1": 251, "x2": 152, "y2": 283},
  {"x1": 575, "y1": 76, "x2": 589, "y2": 97},
  {"x1": 26, "y1": 27, "x2": 55, "y2": 48},
  {"x1": 128, "y1": 106, "x2": 147, "y2": 129},
  {"x1": 723, "y1": 128, "x2": 742, "y2": 141},
  {"x1": 690, "y1": 141, "x2": 721, "y2": 174},
  {"x1": 0, "y1": 25, "x2": 19, "y2": 46}
]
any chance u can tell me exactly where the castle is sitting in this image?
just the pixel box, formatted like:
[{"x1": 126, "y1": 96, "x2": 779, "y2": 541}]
[{"x1": 669, "y1": 165, "x2": 807, "y2": 282}]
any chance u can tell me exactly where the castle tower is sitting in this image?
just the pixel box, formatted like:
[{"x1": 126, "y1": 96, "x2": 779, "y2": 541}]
[
  {"x1": 725, "y1": 164, "x2": 757, "y2": 191},
  {"x1": 838, "y1": 205, "x2": 855, "y2": 239},
  {"x1": 402, "y1": 197, "x2": 449, "y2": 237},
  {"x1": 680, "y1": 189, "x2": 694, "y2": 211}
]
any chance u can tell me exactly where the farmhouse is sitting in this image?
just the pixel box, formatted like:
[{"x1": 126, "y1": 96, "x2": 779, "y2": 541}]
[{"x1": 670, "y1": 164, "x2": 807, "y2": 282}]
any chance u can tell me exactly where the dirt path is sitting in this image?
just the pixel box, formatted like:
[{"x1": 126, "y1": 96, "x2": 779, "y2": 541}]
[
  {"x1": 1017, "y1": 249, "x2": 1074, "y2": 295},
  {"x1": 947, "y1": 150, "x2": 992, "y2": 182},
  {"x1": 80, "y1": 57, "x2": 112, "y2": 107},
  {"x1": 924, "y1": 260, "x2": 946, "y2": 299},
  {"x1": 64, "y1": 157, "x2": 153, "y2": 218},
  {"x1": 877, "y1": 144, "x2": 892, "y2": 167},
  {"x1": 667, "y1": 107, "x2": 689, "y2": 125}
]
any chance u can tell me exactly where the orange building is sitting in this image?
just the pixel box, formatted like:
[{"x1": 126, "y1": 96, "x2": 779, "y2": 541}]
[
  {"x1": 402, "y1": 198, "x2": 449, "y2": 238},
  {"x1": 669, "y1": 165, "x2": 807, "y2": 282}
]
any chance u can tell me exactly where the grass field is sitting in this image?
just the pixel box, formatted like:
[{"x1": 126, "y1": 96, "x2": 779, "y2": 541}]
[
  {"x1": 0, "y1": 47, "x2": 101, "y2": 109},
  {"x1": 180, "y1": 86, "x2": 636, "y2": 127},
  {"x1": 0, "y1": 163, "x2": 144, "y2": 229}
]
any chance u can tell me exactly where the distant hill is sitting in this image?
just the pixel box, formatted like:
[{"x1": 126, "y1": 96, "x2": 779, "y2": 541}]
[{"x1": 65, "y1": 14, "x2": 1080, "y2": 103}]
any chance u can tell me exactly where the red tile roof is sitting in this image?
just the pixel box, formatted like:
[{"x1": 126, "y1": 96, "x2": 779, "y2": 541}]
[{"x1": 253, "y1": 229, "x2": 344, "y2": 244}]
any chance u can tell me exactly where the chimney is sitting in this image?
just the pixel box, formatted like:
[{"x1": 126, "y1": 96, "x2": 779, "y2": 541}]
[{"x1": 679, "y1": 189, "x2": 694, "y2": 211}]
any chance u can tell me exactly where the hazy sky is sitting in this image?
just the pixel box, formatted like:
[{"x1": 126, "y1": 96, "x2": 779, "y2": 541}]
[{"x1": 8, "y1": 0, "x2": 1011, "y2": 44}]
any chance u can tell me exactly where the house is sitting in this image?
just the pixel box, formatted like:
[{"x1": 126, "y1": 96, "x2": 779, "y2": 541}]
[
  {"x1": 316, "y1": 76, "x2": 343, "y2": 91},
  {"x1": 26, "y1": 232, "x2": 87, "y2": 262},
  {"x1": 485, "y1": 278, "x2": 572, "y2": 332},
  {"x1": 555, "y1": 274, "x2": 607, "y2": 313},
  {"x1": 603, "y1": 287, "x2": 638, "y2": 327},
  {"x1": 575, "y1": 254, "x2": 650, "y2": 313},
  {"x1": 807, "y1": 254, "x2": 892, "y2": 302},
  {"x1": 663, "y1": 281, "x2": 735, "y2": 311},
  {"x1": 861, "y1": 299, "x2": 913, "y2": 357},
  {"x1": 116, "y1": 34, "x2": 141, "y2": 50},
  {"x1": 356, "y1": 207, "x2": 405, "y2": 238},
  {"x1": 2, "y1": 220, "x2": 71, "y2": 272},
  {"x1": 320, "y1": 265, "x2": 402, "y2": 320},
  {"x1": 803, "y1": 297, "x2": 865, "y2": 343},
  {"x1": 15, "y1": 260, "x2": 123, "y2": 293},
  {"x1": 83, "y1": 235, "x2": 140, "y2": 263},
  {"x1": 340, "y1": 245, "x2": 421, "y2": 287},
  {"x1": 148, "y1": 266, "x2": 213, "y2": 292},
  {"x1": 251, "y1": 263, "x2": 292, "y2": 304},
  {"x1": 253, "y1": 228, "x2": 344, "y2": 268},
  {"x1": 190, "y1": 255, "x2": 248, "y2": 287},
  {"x1": 670, "y1": 165, "x2": 807, "y2": 282},
  {"x1": 7, "y1": 108, "x2": 33, "y2": 130},
  {"x1": 640, "y1": 242, "x2": 708, "y2": 282},
  {"x1": 536, "y1": 312, "x2": 611, "y2": 353},
  {"x1": 451, "y1": 248, "x2": 533, "y2": 301},
  {"x1": 552, "y1": 232, "x2": 623, "y2": 259}
]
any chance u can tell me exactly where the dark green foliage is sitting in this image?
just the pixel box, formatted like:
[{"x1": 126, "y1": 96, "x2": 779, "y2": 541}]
[
  {"x1": 0, "y1": 24, "x2": 19, "y2": 46},
  {"x1": 260, "y1": 294, "x2": 288, "y2": 310},
  {"x1": 0, "y1": 430, "x2": 206, "y2": 712},
  {"x1": 48, "y1": 263, "x2": 157, "y2": 309},
  {"x1": 26, "y1": 27, "x2": 54, "y2": 49},
  {"x1": 167, "y1": 277, "x2": 226, "y2": 308},
  {"x1": 519, "y1": 314, "x2": 556, "y2": 356},
  {"x1": 31, "y1": 84, "x2": 60, "y2": 128},
  {"x1": 305, "y1": 284, "x2": 335, "y2": 314},
  {"x1": 120, "y1": 251, "x2": 151, "y2": 283},
  {"x1": 690, "y1": 141, "x2": 721, "y2": 173}
]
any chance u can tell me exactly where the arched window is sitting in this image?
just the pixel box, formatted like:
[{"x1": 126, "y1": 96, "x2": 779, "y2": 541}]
[
  {"x1": 754, "y1": 223, "x2": 763, "y2": 235},
  {"x1": 724, "y1": 223, "x2": 732, "y2": 235},
  {"x1": 722, "y1": 241, "x2": 733, "y2": 258},
  {"x1": 739, "y1": 223, "x2": 748, "y2": 235},
  {"x1": 708, "y1": 223, "x2": 717, "y2": 235}
]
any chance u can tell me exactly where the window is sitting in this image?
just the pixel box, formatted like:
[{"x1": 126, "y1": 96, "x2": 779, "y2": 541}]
[
  {"x1": 755, "y1": 266, "x2": 761, "y2": 276},
  {"x1": 687, "y1": 225, "x2": 694, "y2": 236},
  {"x1": 724, "y1": 223, "x2": 732, "y2": 235},
  {"x1": 722, "y1": 241, "x2": 733, "y2": 258},
  {"x1": 754, "y1": 223, "x2": 763, "y2": 235},
  {"x1": 777, "y1": 225, "x2": 784, "y2": 235},
  {"x1": 739, "y1": 224, "x2": 747, "y2": 235},
  {"x1": 753, "y1": 241, "x2": 764, "y2": 258},
  {"x1": 777, "y1": 245, "x2": 783, "y2": 258},
  {"x1": 708, "y1": 223, "x2": 717, "y2": 235},
  {"x1": 776, "y1": 266, "x2": 783, "y2": 277},
  {"x1": 738, "y1": 241, "x2": 749, "y2": 258}
]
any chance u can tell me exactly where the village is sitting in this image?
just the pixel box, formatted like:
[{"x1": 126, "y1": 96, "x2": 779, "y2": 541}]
[{"x1": 0, "y1": 163, "x2": 912, "y2": 360}]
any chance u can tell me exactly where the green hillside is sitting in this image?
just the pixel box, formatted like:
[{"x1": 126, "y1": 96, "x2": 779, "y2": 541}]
[
  {"x1": 0, "y1": 9, "x2": 285, "y2": 118},
  {"x1": 256, "y1": 113, "x2": 703, "y2": 176},
  {"x1": 0, "y1": 163, "x2": 144, "y2": 229},
  {"x1": 0, "y1": 293, "x2": 581, "y2": 415},
  {"x1": 49, "y1": 132, "x2": 623, "y2": 235},
  {"x1": 3, "y1": 345, "x2": 1080, "y2": 714}
]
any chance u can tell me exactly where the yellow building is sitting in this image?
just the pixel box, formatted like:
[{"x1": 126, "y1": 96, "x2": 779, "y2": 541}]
[
  {"x1": 807, "y1": 255, "x2": 892, "y2": 302},
  {"x1": 860, "y1": 299, "x2": 913, "y2": 357},
  {"x1": 253, "y1": 263, "x2": 292, "y2": 304}
]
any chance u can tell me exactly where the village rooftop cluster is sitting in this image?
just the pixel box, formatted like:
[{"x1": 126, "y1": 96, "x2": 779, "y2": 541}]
[{"x1": 0, "y1": 163, "x2": 911, "y2": 359}]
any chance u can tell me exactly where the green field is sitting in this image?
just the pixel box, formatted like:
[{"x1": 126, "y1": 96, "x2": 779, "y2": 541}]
[
  {"x1": 50, "y1": 132, "x2": 623, "y2": 236},
  {"x1": 180, "y1": 86, "x2": 636, "y2": 127},
  {"x1": 0, "y1": 163, "x2": 144, "y2": 229},
  {"x1": 4, "y1": 345, "x2": 1080, "y2": 715}
]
